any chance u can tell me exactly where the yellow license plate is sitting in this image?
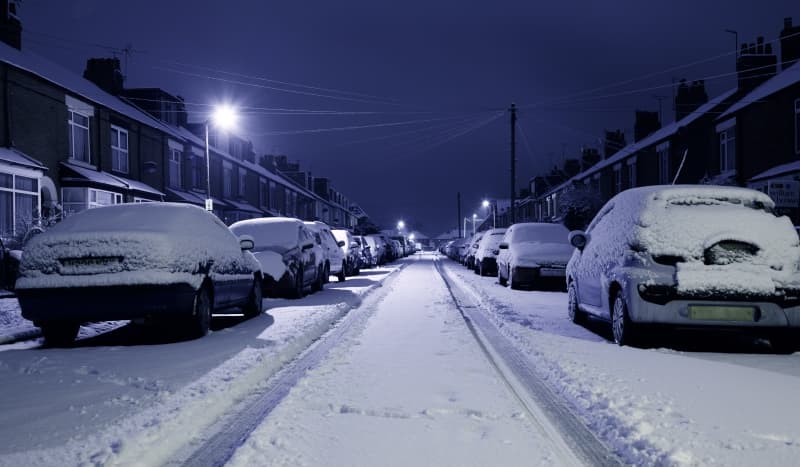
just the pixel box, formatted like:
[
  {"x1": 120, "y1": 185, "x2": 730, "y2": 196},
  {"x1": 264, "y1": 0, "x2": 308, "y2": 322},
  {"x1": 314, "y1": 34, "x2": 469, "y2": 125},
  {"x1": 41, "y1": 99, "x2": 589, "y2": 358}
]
[{"x1": 688, "y1": 305, "x2": 756, "y2": 321}]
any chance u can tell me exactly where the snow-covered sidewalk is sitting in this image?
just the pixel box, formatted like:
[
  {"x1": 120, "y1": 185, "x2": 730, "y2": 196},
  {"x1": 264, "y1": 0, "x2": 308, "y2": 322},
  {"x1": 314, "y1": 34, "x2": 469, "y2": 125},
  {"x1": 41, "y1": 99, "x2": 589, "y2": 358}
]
[{"x1": 228, "y1": 256, "x2": 580, "y2": 466}]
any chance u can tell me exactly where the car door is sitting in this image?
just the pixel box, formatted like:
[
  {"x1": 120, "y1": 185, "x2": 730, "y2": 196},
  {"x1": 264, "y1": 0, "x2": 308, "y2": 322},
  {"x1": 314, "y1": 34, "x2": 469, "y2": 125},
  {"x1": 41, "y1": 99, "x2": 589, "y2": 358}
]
[
  {"x1": 300, "y1": 227, "x2": 318, "y2": 284},
  {"x1": 496, "y1": 227, "x2": 514, "y2": 279},
  {"x1": 574, "y1": 204, "x2": 615, "y2": 309}
]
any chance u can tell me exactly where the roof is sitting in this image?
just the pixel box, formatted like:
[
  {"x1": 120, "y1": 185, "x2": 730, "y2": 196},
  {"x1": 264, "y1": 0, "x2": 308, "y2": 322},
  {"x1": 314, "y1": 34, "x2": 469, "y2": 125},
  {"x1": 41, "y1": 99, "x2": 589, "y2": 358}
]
[
  {"x1": 749, "y1": 160, "x2": 800, "y2": 182},
  {"x1": 0, "y1": 42, "x2": 186, "y2": 142},
  {"x1": 719, "y1": 60, "x2": 800, "y2": 119},
  {"x1": 226, "y1": 199, "x2": 263, "y2": 214},
  {"x1": 539, "y1": 88, "x2": 738, "y2": 198},
  {"x1": 0, "y1": 147, "x2": 46, "y2": 171}
]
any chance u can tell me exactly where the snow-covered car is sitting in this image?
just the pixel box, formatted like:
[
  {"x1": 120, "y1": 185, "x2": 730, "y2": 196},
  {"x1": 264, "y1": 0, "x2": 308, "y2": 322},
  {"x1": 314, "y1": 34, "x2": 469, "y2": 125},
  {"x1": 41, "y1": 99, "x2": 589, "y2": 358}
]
[
  {"x1": 230, "y1": 217, "x2": 324, "y2": 298},
  {"x1": 464, "y1": 232, "x2": 484, "y2": 269},
  {"x1": 496, "y1": 222, "x2": 571, "y2": 290},
  {"x1": 305, "y1": 221, "x2": 346, "y2": 282},
  {"x1": 473, "y1": 228, "x2": 507, "y2": 276},
  {"x1": 15, "y1": 203, "x2": 263, "y2": 345},
  {"x1": 566, "y1": 185, "x2": 800, "y2": 350},
  {"x1": 365, "y1": 234, "x2": 388, "y2": 265},
  {"x1": 332, "y1": 229, "x2": 360, "y2": 276}
]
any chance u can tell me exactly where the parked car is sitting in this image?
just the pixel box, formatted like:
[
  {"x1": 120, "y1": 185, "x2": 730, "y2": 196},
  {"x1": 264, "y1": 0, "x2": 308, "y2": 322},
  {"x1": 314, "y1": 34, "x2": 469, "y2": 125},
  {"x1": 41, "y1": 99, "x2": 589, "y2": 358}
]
[
  {"x1": 305, "y1": 221, "x2": 346, "y2": 282},
  {"x1": 230, "y1": 217, "x2": 324, "y2": 298},
  {"x1": 15, "y1": 203, "x2": 263, "y2": 345},
  {"x1": 333, "y1": 229, "x2": 361, "y2": 276},
  {"x1": 567, "y1": 185, "x2": 800, "y2": 350},
  {"x1": 355, "y1": 236, "x2": 376, "y2": 268},
  {"x1": 474, "y1": 228, "x2": 507, "y2": 276},
  {"x1": 496, "y1": 222, "x2": 571, "y2": 290},
  {"x1": 364, "y1": 235, "x2": 386, "y2": 266},
  {"x1": 464, "y1": 232, "x2": 484, "y2": 269}
]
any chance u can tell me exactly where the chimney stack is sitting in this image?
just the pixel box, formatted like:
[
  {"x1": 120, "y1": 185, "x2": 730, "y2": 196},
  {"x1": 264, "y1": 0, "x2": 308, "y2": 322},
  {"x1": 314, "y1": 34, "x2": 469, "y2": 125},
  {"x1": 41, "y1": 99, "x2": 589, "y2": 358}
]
[
  {"x1": 736, "y1": 36, "x2": 777, "y2": 92},
  {"x1": 603, "y1": 130, "x2": 626, "y2": 159},
  {"x1": 0, "y1": 1, "x2": 21, "y2": 50},
  {"x1": 780, "y1": 17, "x2": 800, "y2": 70},
  {"x1": 83, "y1": 58, "x2": 124, "y2": 95}
]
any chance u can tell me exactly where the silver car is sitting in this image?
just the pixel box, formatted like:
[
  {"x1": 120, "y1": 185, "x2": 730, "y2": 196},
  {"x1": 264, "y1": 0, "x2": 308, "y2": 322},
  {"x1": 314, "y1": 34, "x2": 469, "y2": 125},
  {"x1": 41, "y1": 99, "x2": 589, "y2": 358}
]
[
  {"x1": 566, "y1": 185, "x2": 800, "y2": 350},
  {"x1": 496, "y1": 223, "x2": 572, "y2": 290}
]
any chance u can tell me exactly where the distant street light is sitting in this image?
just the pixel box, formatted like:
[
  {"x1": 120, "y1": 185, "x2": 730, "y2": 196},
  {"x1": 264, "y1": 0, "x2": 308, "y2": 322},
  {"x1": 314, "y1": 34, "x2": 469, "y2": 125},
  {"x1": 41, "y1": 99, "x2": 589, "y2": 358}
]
[
  {"x1": 204, "y1": 104, "x2": 238, "y2": 211},
  {"x1": 397, "y1": 220, "x2": 405, "y2": 230},
  {"x1": 482, "y1": 199, "x2": 496, "y2": 228}
]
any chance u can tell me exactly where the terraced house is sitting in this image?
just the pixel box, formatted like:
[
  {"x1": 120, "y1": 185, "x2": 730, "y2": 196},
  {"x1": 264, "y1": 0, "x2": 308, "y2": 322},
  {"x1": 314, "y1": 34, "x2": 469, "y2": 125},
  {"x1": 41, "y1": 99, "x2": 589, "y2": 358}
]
[{"x1": 0, "y1": 7, "x2": 359, "y2": 242}]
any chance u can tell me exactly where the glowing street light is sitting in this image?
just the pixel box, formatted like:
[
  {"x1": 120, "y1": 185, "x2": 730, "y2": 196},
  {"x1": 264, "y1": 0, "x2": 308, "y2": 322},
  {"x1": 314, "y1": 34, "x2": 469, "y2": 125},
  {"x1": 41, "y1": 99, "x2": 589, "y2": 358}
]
[
  {"x1": 397, "y1": 220, "x2": 405, "y2": 230},
  {"x1": 482, "y1": 199, "x2": 496, "y2": 228},
  {"x1": 204, "y1": 104, "x2": 238, "y2": 211},
  {"x1": 409, "y1": 233, "x2": 415, "y2": 241}
]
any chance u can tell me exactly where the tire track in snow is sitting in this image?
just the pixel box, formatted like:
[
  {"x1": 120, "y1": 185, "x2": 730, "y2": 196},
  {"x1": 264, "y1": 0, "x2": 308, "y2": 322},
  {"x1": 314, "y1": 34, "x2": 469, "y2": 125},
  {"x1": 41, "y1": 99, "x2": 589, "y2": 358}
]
[
  {"x1": 172, "y1": 263, "x2": 409, "y2": 467},
  {"x1": 433, "y1": 256, "x2": 622, "y2": 467}
]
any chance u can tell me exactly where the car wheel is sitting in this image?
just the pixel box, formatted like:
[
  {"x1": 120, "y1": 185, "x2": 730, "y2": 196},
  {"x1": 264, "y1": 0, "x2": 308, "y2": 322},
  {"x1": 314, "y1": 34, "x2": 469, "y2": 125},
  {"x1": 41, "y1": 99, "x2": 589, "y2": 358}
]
[
  {"x1": 498, "y1": 265, "x2": 508, "y2": 286},
  {"x1": 509, "y1": 269, "x2": 519, "y2": 290},
  {"x1": 243, "y1": 276, "x2": 263, "y2": 319},
  {"x1": 313, "y1": 266, "x2": 325, "y2": 292},
  {"x1": 323, "y1": 264, "x2": 330, "y2": 284},
  {"x1": 290, "y1": 266, "x2": 305, "y2": 299},
  {"x1": 567, "y1": 282, "x2": 585, "y2": 324},
  {"x1": 188, "y1": 285, "x2": 212, "y2": 339},
  {"x1": 612, "y1": 291, "x2": 638, "y2": 346},
  {"x1": 40, "y1": 323, "x2": 80, "y2": 347},
  {"x1": 337, "y1": 267, "x2": 346, "y2": 282}
]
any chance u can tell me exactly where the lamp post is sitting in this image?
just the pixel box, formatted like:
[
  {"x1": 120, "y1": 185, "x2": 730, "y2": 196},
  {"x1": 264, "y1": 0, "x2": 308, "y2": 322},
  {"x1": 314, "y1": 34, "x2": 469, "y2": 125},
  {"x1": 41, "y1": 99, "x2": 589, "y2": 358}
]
[
  {"x1": 204, "y1": 105, "x2": 238, "y2": 211},
  {"x1": 482, "y1": 199, "x2": 496, "y2": 229},
  {"x1": 472, "y1": 213, "x2": 477, "y2": 236}
]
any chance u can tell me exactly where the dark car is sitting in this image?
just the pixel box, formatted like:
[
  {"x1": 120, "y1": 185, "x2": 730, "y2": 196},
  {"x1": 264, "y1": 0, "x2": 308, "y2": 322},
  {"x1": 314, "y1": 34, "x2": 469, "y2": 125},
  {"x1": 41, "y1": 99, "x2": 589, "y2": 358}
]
[
  {"x1": 230, "y1": 217, "x2": 323, "y2": 298},
  {"x1": 15, "y1": 203, "x2": 263, "y2": 345}
]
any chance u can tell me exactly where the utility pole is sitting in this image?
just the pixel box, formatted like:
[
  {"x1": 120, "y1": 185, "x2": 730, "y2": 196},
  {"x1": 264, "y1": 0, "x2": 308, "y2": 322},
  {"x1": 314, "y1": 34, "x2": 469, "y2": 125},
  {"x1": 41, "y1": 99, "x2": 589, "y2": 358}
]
[
  {"x1": 509, "y1": 103, "x2": 517, "y2": 225},
  {"x1": 457, "y1": 192, "x2": 462, "y2": 238}
]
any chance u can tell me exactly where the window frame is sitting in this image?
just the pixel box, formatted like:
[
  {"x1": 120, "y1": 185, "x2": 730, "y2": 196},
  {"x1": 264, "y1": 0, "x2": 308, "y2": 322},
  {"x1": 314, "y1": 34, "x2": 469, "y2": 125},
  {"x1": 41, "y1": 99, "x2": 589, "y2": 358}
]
[
  {"x1": 110, "y1": 125, "x2": 129, "y2": 174},
  {"x1": 657, "y1": 142, "x2": 670, "y2": 184},
  {"x1": 67, "y1": 109, "x2": 91, "y2": 164},
  {"x1": 0, "y1": 167, "x2": 41, "y2": 239},
  {"x1": 168, "y1": 147, "x2": 182, "y2": 188}
]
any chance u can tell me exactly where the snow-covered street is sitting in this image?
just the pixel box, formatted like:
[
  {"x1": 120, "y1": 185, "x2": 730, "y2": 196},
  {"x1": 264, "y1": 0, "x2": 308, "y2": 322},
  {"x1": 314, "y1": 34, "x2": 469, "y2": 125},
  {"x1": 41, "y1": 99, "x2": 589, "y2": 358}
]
[{"x1": 1, "y1": 253, "x2": 799, "y2": 466}]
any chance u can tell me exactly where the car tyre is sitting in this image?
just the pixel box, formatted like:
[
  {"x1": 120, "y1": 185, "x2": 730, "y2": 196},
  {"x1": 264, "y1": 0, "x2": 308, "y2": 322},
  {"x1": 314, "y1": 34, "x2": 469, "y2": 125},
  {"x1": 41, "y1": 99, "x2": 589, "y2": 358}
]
[
  {"x1": 567, "y1": 282, "x2": 585, "y2": 324},
  {"x1": 612, "y1": 291, "x2": 638, "y2": 347},
  {"x1": 41, "y1": 323, "x2": 80, "y2": 347},
  {"x1": 188, "y1": 285, "x2": 212, "y2": 339},
  {"x1": 290, "y1": 266, "x2": 305, "y2": 299},
  {"x1": 509, "y1": 269, "x2": 519, "y2": 290},
  {"x1": 243, "y1": 276, "x2": 263, "y2": 319},
  {"x1": 312, "y1": 266, "x2": 324, "y2": 292},
  {"x1": 498, "y1": 266, "x2": 508, "y2": 286},
  {"x1": 337, "y1": 267, "x2": 346, "y2": 282}
]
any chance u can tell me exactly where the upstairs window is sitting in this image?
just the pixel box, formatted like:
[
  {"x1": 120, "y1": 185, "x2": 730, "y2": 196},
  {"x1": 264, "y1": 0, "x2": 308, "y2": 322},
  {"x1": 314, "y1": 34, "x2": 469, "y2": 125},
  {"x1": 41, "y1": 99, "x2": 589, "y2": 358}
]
[
  {"x1": 190, "y1": 155, "x2": 203, "y2": 190},
  {"x1": 613, "y1": 165, "x2": 623, "y2": 194},
  {"x1": 238, "y1": 167, "x2": 246, "y2": 197},
  {"x1": 223, "y1": 161, "x2": 233, "y2": 198},
  {"x1": 169, "y1": 148, "x2": 182, "y2": 188},
  {"x1": 627, "y1": 159, "x2": 637, "y2": 188},
  {"x1": 110, "y1": 125, "x2": 128, "y2": 173},
  {"x1": 657, "y1": 142, "x2": 670, "y2": 184},
  {"x1": 68, "y1": 110, "x2": 91, "y2": 163},
  {"x1": 719, "y1": 129, "x2": 736, "y2": 172}
]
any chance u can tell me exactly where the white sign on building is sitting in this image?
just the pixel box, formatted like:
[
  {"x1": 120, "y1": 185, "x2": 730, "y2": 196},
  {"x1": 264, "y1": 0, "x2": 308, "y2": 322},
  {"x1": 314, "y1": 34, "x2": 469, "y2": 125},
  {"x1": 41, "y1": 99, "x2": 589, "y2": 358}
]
[{"x1": 768, "y1": 180, "x2": 800, "y2": 209}]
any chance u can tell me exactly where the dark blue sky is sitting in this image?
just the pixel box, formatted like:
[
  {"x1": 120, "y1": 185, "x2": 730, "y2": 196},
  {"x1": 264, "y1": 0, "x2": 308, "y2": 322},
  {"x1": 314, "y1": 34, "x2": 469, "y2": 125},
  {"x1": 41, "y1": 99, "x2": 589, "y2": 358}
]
[{"x1": 17, "y1": 0, "x2": 800, "y2": 236}]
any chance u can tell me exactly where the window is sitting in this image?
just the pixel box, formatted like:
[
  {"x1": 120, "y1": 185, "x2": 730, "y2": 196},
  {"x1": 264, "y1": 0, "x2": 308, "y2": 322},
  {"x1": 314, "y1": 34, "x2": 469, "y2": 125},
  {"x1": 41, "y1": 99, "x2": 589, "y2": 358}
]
[
  {"x1": 61, "y1": 187, "x2": 121, "y2": 216},
  {"x1": 717, "y1": 119, "x2": 737, "y2": 173},
  {"x1": 169, "y1": 148, "x2": 182, "y2": 188},
  {"x1": 110, "y1": 126, "x2": 129, "y2": 173},
  {"x1": 794, "y1": 99, "x2": 799, "y2": 154},
  {"x1": 259, "y1": 178, "x2": 269, "y2": 208},
  {"x1": 190, "y1": 155, "x2": 203, "y2": 189},
  {"x1": 0, "y1": 171, "x2": 40, "y2": 239},
  {"x1": 719, "y1": 129, "x2": 736, "y2": 172},
  {"x1": 270, "y1": 181, "x2": 281, "y2": 212},
  {"x1": 223, "y1": 162, "x2": 233, "y2": 198},
  {"x1": 68, "y1": 110, "x2": 91, "y2": 163},
  {"x1": 613, "y1": 165, "x2": 623, "y2": 194},
  {"x1": 238, "y1": 167, "x2": 246, "y2": 197},
  {"x1": 627, "y1": 159, "x2": 637, "y2": 188},
  {"x1": 657, "y1": 142, "x2": 670, "y2": 184}
]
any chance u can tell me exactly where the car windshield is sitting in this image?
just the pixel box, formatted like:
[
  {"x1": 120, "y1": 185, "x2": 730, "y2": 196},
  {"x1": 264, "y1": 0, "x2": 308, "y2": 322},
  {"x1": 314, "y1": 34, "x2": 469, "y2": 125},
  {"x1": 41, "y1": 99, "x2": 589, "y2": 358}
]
[{"x1": 512, "y1": 224, "x2": 569, "y2": 244}]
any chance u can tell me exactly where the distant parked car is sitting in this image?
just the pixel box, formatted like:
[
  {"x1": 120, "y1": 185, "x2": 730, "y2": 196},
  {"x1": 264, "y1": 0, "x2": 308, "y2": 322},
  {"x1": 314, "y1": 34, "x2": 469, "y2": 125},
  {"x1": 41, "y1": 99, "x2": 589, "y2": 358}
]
[
  {"x1": 474, "y1": 228, "x2": 507, "y2": 276},
  {"x1": 567, "y1": 185, "x2": 800, "y2": 350},
  {"x1": 333, "y1": 229, "x2": 361, "y2": 276},
  {"x1": 15, "y1": 203, "x2": 263, "y2": 345},
  {"x1": 496, "y1": 222, "x2": 571, "y2": 290},
  {"x1": 464, "y1": 232, "x2": 484, "y2": 269},
  {"x1": 363, "y1": 235, "x2": 385, "y2": 266},
  {"x1": 230, "y1": 217, "x2": 324, "y2": 298},
  {"x1": 305, "y1": 221, "x2": 346, "y2": 282}
]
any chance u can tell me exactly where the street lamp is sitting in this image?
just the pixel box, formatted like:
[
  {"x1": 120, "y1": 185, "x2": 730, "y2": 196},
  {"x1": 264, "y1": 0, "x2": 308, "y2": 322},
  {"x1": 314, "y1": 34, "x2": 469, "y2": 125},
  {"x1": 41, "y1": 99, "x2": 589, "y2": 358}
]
[
  {"x1": 397, "y1": 220, "x2": 405, "y2": 230},
  {"x1": 204, "y1": 104, "x2": 238, "y2": 211},
  {"x1": 482, "y1": 199, "x2": 496, "y2": 228},
  {"x1": 472, "y1": 213, "x2": 477, "y2": 236}
]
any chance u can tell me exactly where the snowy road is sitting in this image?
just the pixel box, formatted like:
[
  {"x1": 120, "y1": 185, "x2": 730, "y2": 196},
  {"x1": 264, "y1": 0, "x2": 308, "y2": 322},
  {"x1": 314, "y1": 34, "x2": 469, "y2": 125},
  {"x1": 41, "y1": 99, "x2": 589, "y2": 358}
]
[
  {"x1": 1, "y1": 253, "x2": 800, "y2": 466},
  {"x1": 226, "y1": 255, "x2": 601, "y2": 467}
]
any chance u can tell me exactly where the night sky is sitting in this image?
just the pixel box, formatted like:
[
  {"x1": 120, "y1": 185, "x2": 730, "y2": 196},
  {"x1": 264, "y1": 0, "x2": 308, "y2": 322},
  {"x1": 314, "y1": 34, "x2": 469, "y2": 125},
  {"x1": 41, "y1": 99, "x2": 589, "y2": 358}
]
[{"x1": 18, "y1": 0, "x2": 800, "y2": 236}]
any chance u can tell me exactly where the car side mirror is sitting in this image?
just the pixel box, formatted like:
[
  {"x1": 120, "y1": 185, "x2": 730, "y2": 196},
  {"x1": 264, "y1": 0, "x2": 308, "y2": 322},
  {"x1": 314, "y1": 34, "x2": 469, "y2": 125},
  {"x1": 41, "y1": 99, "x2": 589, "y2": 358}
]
[
  {"x1": 239, "y1": 235, "x2": 255, "y2": 251},
  {"x1": 492, "y1": 249, "x2": 499, "y2": 255},
  {"x1": 337, "y1": 240, "x2": 345, "y2": 247},
  {"x1": 568, "y1": 231, "x2": 589, "y2": 251},
  {"x1": 498, "y1": 242, "x2": 509, "y2": 250},
  {"x1": 302, "y1": 241, "x2": 315, "y2": 251}
]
